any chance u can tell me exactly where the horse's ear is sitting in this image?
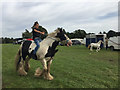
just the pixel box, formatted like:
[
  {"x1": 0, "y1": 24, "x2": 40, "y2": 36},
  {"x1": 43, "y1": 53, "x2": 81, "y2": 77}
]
[
  {"x1": 57, "y1": 27, "x2": 63, "y2": 32},
  {"x1": 60, "y1": 28, "x2": 63, "y2": 32}
]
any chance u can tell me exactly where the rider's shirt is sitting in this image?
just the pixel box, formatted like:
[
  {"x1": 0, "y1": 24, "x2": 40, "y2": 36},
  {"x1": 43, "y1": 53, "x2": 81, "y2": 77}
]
[{"x1": 32, "y1": 27, "x2": 42, "y2": 40}]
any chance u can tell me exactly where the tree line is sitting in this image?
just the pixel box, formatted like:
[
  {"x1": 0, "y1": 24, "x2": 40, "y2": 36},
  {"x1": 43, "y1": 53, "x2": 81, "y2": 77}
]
[
  {"x1": 1, "y1": 27, "x2": 120, "y2": 44},
  {"x1": 0, "y1": 37, "x2": 14, "y2": 44}
]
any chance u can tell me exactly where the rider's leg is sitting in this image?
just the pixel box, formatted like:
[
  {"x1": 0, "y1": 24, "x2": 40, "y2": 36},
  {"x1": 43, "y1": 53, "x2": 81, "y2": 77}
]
[
  {"x1": 33, "y1": 38, "x2": 40, "y2": 55},
  {"x1": 38, "y1": 38, "x2": 42, "y2": 42}
]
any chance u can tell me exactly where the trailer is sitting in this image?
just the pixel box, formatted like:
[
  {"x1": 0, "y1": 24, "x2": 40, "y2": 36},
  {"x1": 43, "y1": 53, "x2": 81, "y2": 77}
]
[
  {"x1": 85, "y1": 34, "x2": 107, "y2": 48},
  {"x1": 108, "y1": 36, "x2": 120, "y2": 50}
]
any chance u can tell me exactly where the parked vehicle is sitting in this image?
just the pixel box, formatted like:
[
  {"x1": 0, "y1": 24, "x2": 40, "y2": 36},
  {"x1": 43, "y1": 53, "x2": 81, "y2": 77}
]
[
  {"x1": 108, "y1": 36, "x2": 120, "y2": 50},
  {"x1": 71, "y1": 40, "x2": 81, "y2": 45},
  {"x1": 13, "y1": 38, "x2": 23, "y2": 44},
  {"x1": 85, "y1": 34, "x2": 107, "y2": 48}
]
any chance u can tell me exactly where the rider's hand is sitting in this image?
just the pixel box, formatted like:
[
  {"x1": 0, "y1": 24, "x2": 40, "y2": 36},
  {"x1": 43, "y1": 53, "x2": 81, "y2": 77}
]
[
  {"x1": 40, "y1": 32, "x2": 45, "y2": 35},
  {"x1": 42, "y1": 32, "x2": 45, "y2": 35}
]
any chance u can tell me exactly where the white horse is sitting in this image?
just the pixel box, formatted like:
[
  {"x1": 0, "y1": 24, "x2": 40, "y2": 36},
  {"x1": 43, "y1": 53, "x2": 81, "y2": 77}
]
[
  {"x1": 15, "y1": 28, "x2": 72, "y2": 80},
  {"x1": 88, "y1": 40, "x2": 104, "y2": 52}
]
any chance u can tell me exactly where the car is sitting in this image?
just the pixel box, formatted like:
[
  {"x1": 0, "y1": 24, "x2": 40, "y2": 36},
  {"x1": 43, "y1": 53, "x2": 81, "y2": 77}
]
[{"x1": 71, "y1": 40, "x2": 81, "y2": 45}]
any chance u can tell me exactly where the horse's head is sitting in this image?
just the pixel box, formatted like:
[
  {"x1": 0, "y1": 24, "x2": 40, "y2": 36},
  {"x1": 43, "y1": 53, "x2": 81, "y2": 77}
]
[{"x1": 54, "y1": 28, "x2": 72, "y2": 46}]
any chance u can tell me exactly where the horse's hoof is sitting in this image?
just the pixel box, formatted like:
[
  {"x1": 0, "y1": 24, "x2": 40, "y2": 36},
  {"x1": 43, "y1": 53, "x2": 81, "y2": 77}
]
[
  {"x1": 18, "y1": 68, "x2": 27, "y2": 76},
  {"x1": 25, "y1": 64, "x2": 30, "y2": 72},
  {"x1": 47, "y1": 77, "x2": 54, "y2": 80},
  {"x1": 49, "y1": 76, "x2": 54, "y2": 80},
  {"x1": 45, "y1": 74, "x2": 54, "y2": 80},
  {"x1": 34, "y1": 67, "x2": 43, "y2": 77},
  {"x1": 34, "y1": 73, "x2": 40, "y2": 77}
]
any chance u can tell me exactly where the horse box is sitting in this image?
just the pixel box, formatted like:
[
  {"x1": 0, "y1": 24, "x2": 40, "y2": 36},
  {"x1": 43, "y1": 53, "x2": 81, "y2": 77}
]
[{"x1": 85, "y1": 34, "x2": 107, "y2": 48}]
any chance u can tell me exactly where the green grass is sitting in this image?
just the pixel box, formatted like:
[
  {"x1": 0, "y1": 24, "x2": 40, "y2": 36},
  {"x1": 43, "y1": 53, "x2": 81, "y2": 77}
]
[{"x1": 2, "y1": 44, "x2": 119, "y2": 88}]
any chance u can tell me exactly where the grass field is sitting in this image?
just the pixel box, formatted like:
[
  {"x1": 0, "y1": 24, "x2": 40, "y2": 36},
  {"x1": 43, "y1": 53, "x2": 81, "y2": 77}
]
[{"x1": 2, "y1": 44, "x2": 119, "y2": 88}]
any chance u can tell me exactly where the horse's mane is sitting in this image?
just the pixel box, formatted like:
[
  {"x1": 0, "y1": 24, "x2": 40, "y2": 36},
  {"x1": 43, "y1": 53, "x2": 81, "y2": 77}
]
[
  {"x1": 97, "y1": 40, "x2": 102, "y2": 44},
  {"x1": 47, "y1": 28, "x2": 59, "y2": 37}
]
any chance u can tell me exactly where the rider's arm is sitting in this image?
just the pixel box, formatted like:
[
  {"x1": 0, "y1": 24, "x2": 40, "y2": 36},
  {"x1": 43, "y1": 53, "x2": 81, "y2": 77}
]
[{"x1": 34, "y1": 29, "x2": 44, "y2": 35}]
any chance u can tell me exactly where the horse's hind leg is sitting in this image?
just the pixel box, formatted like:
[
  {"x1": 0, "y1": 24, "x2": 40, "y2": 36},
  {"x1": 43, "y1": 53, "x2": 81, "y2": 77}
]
[
  {"x1": 18, "y1": 58, "x2": 27, "y2": 76},
  {"x1": 25, "y1": 56, "x2": 31, "y2": 72},
  {"x1": 90, "y1": 46, "x2": 93, "y2": 51}
]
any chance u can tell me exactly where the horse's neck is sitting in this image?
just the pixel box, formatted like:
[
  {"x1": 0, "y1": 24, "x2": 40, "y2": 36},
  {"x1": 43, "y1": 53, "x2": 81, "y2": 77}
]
[
  {"x1": 98, "y1": 41, "x2": 101, "y2": 44},
  {"x1": 41, "y1": 37, "x2": 59, "y2": 48}
]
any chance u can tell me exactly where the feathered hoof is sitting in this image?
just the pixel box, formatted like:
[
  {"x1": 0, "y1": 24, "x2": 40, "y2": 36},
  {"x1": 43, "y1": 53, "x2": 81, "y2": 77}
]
[
  {"x1": 18, "y1": 68, "x2": 27, "y2": 76},
  {"x1": 44, "y1": 74, "x2": 54, "y2": 80},
  {"x1": 25, "y1": 64, "x2": 30, "y2": 72},
  {"x1": 34, "y1": 67, "x2": 43, "y2": 77},
  {"x1": 48, "y1": 75, "x2": 54, "y2": 80}
]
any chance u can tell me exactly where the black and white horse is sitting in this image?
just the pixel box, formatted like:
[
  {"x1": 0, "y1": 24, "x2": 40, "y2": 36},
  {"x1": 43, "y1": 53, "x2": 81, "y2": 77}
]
[{"x1": 15, "y1": 28, "x2": 72, "y2": 80}]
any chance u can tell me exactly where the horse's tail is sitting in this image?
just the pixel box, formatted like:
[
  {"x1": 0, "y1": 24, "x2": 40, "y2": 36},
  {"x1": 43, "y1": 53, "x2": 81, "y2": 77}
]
[
  {"x1": 15, "y1": 47, "x2": 22, "y2": 71},
  {"x1": 88, "y1": 44, "x2": 91, "y2": 49}
]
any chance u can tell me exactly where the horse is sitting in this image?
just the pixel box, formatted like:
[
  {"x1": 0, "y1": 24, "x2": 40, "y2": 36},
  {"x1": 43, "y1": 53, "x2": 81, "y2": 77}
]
[
  {"x1": 15, "y1": 28, "x2": 72, "y2": 80},
  {"x1": 88, "y1": 40, "x2": 104, "y2": 52}
]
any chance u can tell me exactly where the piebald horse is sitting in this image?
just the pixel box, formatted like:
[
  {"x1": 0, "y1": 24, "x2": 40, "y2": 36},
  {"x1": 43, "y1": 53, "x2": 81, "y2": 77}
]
[
  {"x1": 15, "y1": 28, "x2": 72, "y2": 80},
  {"x1": 88, "y1": 40, "x2": 104, "y2": 52}
]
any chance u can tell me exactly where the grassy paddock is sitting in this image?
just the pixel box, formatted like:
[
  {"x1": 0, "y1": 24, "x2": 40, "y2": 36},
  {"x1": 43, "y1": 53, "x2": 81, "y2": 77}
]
[{"x1": 2, "y1": 44, "x2": 119, "y2": 88}]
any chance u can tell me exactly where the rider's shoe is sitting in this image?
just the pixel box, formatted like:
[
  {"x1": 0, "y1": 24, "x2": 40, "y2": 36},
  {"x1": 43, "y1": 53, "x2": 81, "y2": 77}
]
[
  {"x1": 30, "y1": 50, "x2": 37, "y2": 60},
  {"x1": 31, "y1": 54, "x2": 37, "y2": 60}
]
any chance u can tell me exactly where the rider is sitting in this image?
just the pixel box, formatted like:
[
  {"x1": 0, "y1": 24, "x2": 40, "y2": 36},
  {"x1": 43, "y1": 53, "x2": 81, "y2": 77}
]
[{"x1": 31, "y1": 21, "x2": 45, "y2": 58}]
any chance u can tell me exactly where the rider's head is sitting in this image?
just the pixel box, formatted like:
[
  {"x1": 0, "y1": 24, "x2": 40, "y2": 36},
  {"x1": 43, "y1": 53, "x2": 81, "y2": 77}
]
[{"x1": 33, "y1": 21, "x2": 39, "y2": 28}]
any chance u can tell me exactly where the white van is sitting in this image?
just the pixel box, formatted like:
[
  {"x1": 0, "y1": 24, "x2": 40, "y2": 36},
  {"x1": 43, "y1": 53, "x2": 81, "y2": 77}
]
[{"x1": 108, "y1": 36, "x2": 120, "y2": 50}]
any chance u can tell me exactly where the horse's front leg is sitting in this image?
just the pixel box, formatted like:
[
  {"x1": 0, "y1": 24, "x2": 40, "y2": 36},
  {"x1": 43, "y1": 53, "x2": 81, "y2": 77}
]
[
  {"x1": 46, "y1": 59, "x2": 53, "y2": 80},
  {"x1": 18, "y1": 58, "x2": 27, "y2": 76},
  {"x1": 41, "y1": 59, "x2": 53, "y2": 80},
  {"x1": 34, "y1": 59, "x2": 47, "y2": 77},
  {"x1": 24, "y1": 56, "x2": 31, "y2": 72},
  {"x1": 96, "y1": 46, "x2": 100, "y2": 52},
  {"x1": 98, "y1": 47, "x2": 101, "y2": 51}
]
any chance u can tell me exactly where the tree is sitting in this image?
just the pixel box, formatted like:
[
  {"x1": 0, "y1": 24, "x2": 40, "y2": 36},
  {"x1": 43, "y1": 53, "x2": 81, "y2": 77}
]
[
  {"x1": 66, "y1": 29, "x2": 86, "y2": 39},
  {"x1": 73, "y1": 29, "x2": 86, "y2": 39},
  {"x1": 99, "y1": 31, "x2": 102, "y2": 34},
  {"x1": 107, "y1": 30, "x2": 116, "y2": 38},
  {"x1": 1, "y1": 37, "x2": 14, "y2": 43},
  {"x1": 22, "y1": 29, "x2": 32, "y2": 39},
  {"x1": 103, "y1": 31, "x2": 107, "y2": 34},
  {"x1": 38, "y1": 26, "x2": 48, "y2": 40}
]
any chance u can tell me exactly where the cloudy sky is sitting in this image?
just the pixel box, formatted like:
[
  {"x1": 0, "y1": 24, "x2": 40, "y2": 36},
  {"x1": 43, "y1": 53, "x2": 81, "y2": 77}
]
[{"x1": 1, "y1": 0, "x2": 119, "y2": 38}]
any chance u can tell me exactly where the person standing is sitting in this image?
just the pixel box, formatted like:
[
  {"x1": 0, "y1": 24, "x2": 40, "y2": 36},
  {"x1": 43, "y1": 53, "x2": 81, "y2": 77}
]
[{"x1": 105, "y1": 37, "x2": 108, "y2": 50}]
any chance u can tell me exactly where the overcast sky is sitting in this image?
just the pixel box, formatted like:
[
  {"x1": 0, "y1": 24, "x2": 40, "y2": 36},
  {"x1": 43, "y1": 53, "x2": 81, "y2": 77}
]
[{"x1": 1, "y1": 0, "x2": 119, "y2": 38}]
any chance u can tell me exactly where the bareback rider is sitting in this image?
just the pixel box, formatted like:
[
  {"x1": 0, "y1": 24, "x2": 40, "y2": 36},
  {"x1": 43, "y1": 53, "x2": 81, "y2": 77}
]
[{"x1": 31, "y1": 21, "x2": 45, "y2": 59}]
